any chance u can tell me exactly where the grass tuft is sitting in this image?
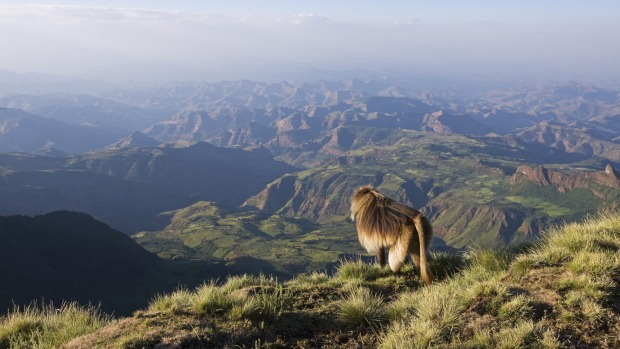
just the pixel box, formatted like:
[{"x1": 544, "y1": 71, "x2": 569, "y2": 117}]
[
  {"x1": 336, "y1": 259, "x2": 391, "y2": 281},
  {"x1": 466, "y1": 280, "x2": 508, "y2": 315},
  {"x1": 228, "y1": 298, "x2": 259, "y2": 321},
  {"x1": 290, "y1": 271, "x2": 332, "y2": 287},
  {"x1": 249, "y1": 284, "x2": 290, "y2": 320},
  {"x1": 468, "y1": 328, "x2": 493, "y2": 348},
  {"x1": 552, "y1": 274, "x2": 611, "y2": 301},
  {"x1": 412, "y1": 284, "x2": 463, "y2": 331},
  {"x1": 580, "y1": 299, "x2": 607, "y2": 324},
  {"x1": 222, "y1": 274, "x2": 277, "y2": 293},
  {"x1": 497, "y1": 294, "x2": 533, "y2": 321},
  {"x1": 464, "y1": 249, "x2": 511, "y2": 273},
  {"x1": 379, "y1": 319, "x2": 440, "y2": 349},
  {"x1": 428, "y1": 252, "x2": 465, "y2": 280},
  {"x1": 387, "y1": 291, "x2": 419, "y2": 321},
  {"x1": 0, "y1": 302, "x2": 110, "y2": 349},
  {"x1": 496, "y1": 320, "x2": 537, "y2": 349},
  {"x1": 148, "y1": 288, "x2": 194, "y2": 315},
  {"x1": 568, "y1": 251, "x2": 618, "y2": 277},
  {"x1": 193, "y1": 281, "x2": 236, "y2": 315},
  {"x1": 383, "y1": 282, "x2": 465, "y2": 347},
  {"x1": 338, "y1": 287, "x2": 388, "y2": 330},
  {"x1": 509, "y1": 254, "x2": 537, "y2": 279},
  {"x1": 117, "y1": 333, "x2": 161, "y2": 349},
  {"x1": 540, "y1": 329, "x2": 562, "y2": 349}
]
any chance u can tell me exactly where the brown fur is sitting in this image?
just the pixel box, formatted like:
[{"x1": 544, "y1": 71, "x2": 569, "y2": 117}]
[{"x1": 350, "y1": 185, "x2": 433, "y2": 285}]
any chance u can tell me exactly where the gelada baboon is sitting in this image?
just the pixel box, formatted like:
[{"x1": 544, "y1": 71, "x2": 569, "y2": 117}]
[{"x1": 350, "y1": 185, "x2": 433, "y2": 285}]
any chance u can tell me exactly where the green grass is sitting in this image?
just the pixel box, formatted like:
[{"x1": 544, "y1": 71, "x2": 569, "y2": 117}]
[
  {"x1": 148, "y1": 288, "x2": 194, "y2": 315},
  {"x1": 135, "y1": 201, "x2": 350, "y2": 275},
  {"x1": 222, "y1": 274, "x2": 278, "y2": 293},
  {"x1": 338, "y1": 287, "x2": 388, "y2": 329},
  {"x1": 336, "y1": 258, "x2": 392, "y2": 281},
  {"x1": 193, "y1": 282, "x2": 236, "y2": 315},
  {"x1": 497, "y1": 294, "x2": 534, "y2": 321},
  {"x1": 0, "y1": 302, "x2": 110, "y2": 349},
  {"x1": 505, "y1": 195, "x2": 572, "y2": 216},
  {"x1": 465, "y1": 249, "x2": 512, "y2": 273}
]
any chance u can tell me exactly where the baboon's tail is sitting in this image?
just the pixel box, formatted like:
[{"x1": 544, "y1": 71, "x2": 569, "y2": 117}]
[{"x1": 414, "y1": 217, "x2": 433, "y2": 285}]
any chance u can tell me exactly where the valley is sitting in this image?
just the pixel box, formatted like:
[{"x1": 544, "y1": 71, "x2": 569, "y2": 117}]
[{"x1": 1, "y1": 77, "x2": 619, "y2": 282}]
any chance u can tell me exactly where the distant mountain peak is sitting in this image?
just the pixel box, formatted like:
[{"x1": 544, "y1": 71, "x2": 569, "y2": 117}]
[{"x1": 108, "y1": 131, "x2": 160, "y2": 149}]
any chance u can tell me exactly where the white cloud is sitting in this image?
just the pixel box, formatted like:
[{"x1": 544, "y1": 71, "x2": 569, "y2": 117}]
[{"x1": 287, "y1": 13, "x2": 329, "y2": 25}]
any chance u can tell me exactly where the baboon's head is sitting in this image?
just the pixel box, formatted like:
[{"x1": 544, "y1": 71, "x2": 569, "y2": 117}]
[{"x1": 350, "y1": 185, "x2": 383, "y2": 221}]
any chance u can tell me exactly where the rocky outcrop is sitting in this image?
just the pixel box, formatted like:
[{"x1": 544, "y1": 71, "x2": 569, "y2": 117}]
[
  {"x1": 510, "y1": 165, "x2": 555, "y2": 186},
  {"x1": 510, "y1": 164, "x2": 620, "y2": 195},
  {"x1": 422, "y1": 110, "x2": 490, "y2": 136}
]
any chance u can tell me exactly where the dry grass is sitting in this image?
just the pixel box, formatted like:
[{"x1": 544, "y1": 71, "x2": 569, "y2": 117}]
[
  {"x1": 336, "y1": 258, "x2": 392, "y2": 281},
  {"x1": 338, "y1": 287, "x2": 388, "y2": 330},
  {"x1": 0, "y1": 302, "x2": 110, "y2": 349}
]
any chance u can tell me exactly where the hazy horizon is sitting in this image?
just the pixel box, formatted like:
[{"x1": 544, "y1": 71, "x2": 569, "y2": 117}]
[{"x1": 1, "y1": 1, "x2": 619, "y2": 83}]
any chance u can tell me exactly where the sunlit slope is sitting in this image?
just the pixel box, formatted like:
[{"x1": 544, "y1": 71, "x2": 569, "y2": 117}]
[{"x1": 42, "y1": 213, "x2": 620, "y2": 348}]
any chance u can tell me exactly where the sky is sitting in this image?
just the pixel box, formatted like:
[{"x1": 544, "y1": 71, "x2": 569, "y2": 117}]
[{"x1": 1, "y1": 1, "x2": 619, "y2": 82}]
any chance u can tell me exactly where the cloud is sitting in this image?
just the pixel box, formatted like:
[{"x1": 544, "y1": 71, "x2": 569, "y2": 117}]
[
  {"x1": 287, "y1": 13, "x2": 329, "y2": 25},
  {"x1": 0, "y1": 5, "x2": 618, "y2": 81}
]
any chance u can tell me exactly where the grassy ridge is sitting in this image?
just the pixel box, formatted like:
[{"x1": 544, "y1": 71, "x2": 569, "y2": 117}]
[{"x1": 4, "y1": 213, "x2": 618, "y2": 348}]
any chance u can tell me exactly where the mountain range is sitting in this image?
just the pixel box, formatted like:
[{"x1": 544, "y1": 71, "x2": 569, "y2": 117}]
[
  {"x1": 1, "y1": 77, "x2": 620, "y2": 308},
  {"x1": 0, "y1": 107, "x2": 128, "y2": 154},
  {"x1": 0, "y1": 141, "x2": 294, "y2": 233}
]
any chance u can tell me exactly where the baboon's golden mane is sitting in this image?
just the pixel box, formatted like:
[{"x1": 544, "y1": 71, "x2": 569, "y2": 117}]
[{"x1": 351, "y1": 185, "x2": 420, "y2": 240}]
